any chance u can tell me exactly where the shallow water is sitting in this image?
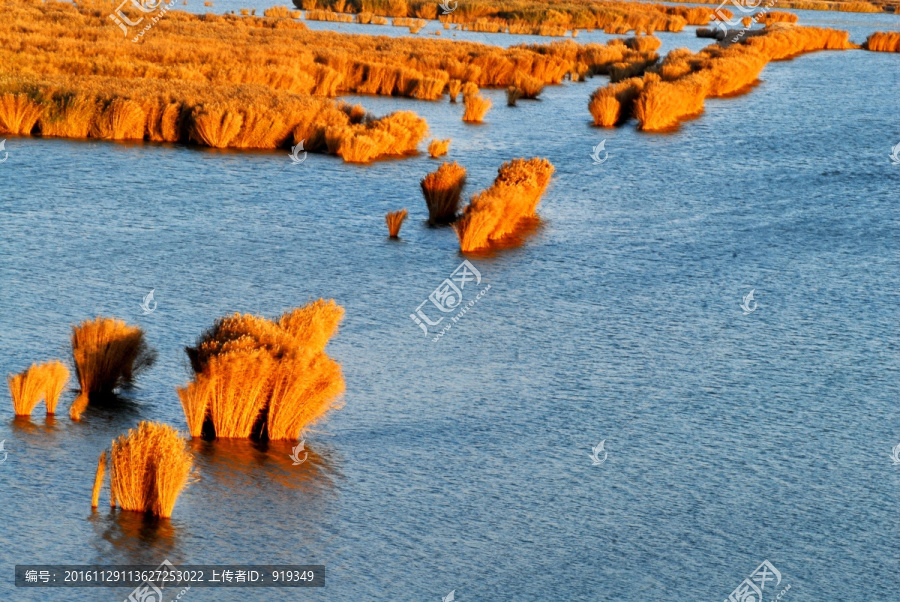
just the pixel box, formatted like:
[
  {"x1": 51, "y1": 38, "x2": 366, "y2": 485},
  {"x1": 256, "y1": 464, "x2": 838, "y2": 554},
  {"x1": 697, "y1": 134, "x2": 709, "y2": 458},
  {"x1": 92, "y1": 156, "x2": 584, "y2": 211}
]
[{"x1": 1, "y1": 10, "x2": 899, "y2": 602}]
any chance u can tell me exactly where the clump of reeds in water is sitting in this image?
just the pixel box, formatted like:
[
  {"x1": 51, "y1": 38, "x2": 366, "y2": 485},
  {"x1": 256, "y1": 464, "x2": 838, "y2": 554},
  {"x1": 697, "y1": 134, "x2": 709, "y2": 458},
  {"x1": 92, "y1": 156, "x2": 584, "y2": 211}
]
[
  {"x1": 177, "y1": 300, "x2": 345, "y2": 440},
  {"x1": 7, "y1": 360, "x2": 70, "y2": 417},
  {"x1": 107, "y1": 422, "x2": 193, "y2": 518},
  {"x1": 507, "y1": 86, "x2": 523, "y2": 106},
  {"x1": 454, "y1": 158, "x2": 555, "y2": 252},
  {"x1": 70, "y1": 317, "x2": 156, "y2": 420},
  {"x1": 863, "y1": 32, "x2": 900, "y2": 52},
  {"x1": 428, "y1": 138, "x2": 450, "y2": 158},
  {"x1": 462, "y1": 83, "x2": 491, "y2": 123},
  {"x1": 448, "y1": 80, "x2": 462, "y2": 103},
  {"x1": 421, "y1": 161, "x2": 467, "y2": 226},
  {"x1": 386, "y1": 209, "x2": 408, "y2": 237},
  {"x1": 589, "y1": 76, "x2": 647, "y2": 127},
  {"x1": 755, "y1": 11, "x2": 799, "y2": 24},
  {"x1": 606, "y1": 26, "x2": 856, "y2": 131}
]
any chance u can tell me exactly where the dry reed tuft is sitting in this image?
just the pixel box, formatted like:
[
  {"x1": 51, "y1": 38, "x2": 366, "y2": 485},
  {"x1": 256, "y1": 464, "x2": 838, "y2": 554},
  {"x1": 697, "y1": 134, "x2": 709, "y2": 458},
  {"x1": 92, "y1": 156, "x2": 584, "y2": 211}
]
[
  {"x1": 755, "y1": 11, "x2": 799, "y2": 24},
  {"x1": 92, "y1": 451, "x2": 107, "y2": 509},
  {"x1": 507, "y1": 86, "x2": 523, "y2": 106},
  {"x1": 109, "y1": 421, "x2": 193, "y2": 518},
  {"x1": 7, "y1": 360, "x2": 70, "y2": 417},
  {"x1": 863, "y1": 32, "x2": 900, "y2": 52},
  {"x1": 428, "y1": 138, "x2": 450, "y2": 158},
  {"x1": 454, "y1": 158, "x2": 554, "y2": 252},
  {"x1": 616, "y1": 26, "x2": 855, "y2": 131},
  {"x1": 462, "y1": 83, "x2": 491, "y2": 122},
  {"x1": 386, "y1": 209, "x2": 408, "y2": 237},
  {"x1": 448, "y1": 80, "x2": 463, "y2": 102},
  {"x1": 177, "y1": 300, "x2": 345, "y2": 440},
  {"x1": 0, "y1": 93, "x2": 43, "y2": 135},
  {"x1": 589, "y1": 76, "x2": 646, "y2": 127},
  {"x1": 421, "y1": 161, "x2": 467, "y2": 225},
  {"x1": 70, "y1": 317, "x2": 156, "y2": 419}
]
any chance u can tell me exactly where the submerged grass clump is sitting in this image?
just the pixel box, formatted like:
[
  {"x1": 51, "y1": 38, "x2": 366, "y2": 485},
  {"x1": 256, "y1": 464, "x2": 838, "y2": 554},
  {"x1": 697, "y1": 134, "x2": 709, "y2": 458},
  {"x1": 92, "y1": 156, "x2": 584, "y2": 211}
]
[
  {"x1": 177, "y1": 300, "x2": 345, "y2": 440},
  {"x1": 421, "y1": 161, "x2": 467, "y2": 225},
  {"x1": 386, "y1": 209, "x2": 408, "y2": 237},
  {"x1": 7, "y1": 360, "x2": 70, "y2": 417},
  {"x1": 108, "y1": 422, "x2": 193, "y2": 518},
  {"x1": 70, "y1": 317, "x2": 156, "y2": 420},
  {"x1": 454, "y1": 158, "x2": 554, "y2": 252}
]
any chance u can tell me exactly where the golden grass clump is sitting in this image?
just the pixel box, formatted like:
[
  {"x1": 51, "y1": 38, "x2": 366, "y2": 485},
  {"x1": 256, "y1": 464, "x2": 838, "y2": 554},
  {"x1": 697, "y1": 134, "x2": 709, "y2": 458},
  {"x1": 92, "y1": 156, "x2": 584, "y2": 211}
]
[
  {"x1": 108, "y1": 422, "x2": 193, "y2": 518},
  {"x1": 863, "y1": 32, "x2": 900, "y2": 52},
  {"x1": 0, "y1": 93, "x2": 43, "y2": 136},
  {"x1": 462, "y1": 83, "x2": 491, "y2": 123},
  {"x1": 620, "y1": 26, "x2": 855, "y2": 131},
  {"x1": 448, "y1": 80, "x2": 463, "y2": 102},
  {"x1": 428, "y1": 138, "x2": 450, "y2": 158},
  {"x1": 421, "y1": 161, "x2": 467, "y2": 225},
  {"x1": 307, "y1": 9, "x2": 354, "y2": 21},
  {"x1": 7, "y1": 360, "x2": 70, "y2": 417},
  {"x1": 386, "y1": 209, "x2": 408, "y2": 237},
  {"x1": 755, "y1": 11, "x2": 799, "y2": 24},
  {"x1": 177, "y1": 300, "x2": 345, "y2": 440},
  {"x1": 70, "y1": 317, "x2": 156, "y2": 420},
  {"x1": 454, "y1": 158, "x2": 554, "y2": 252},
  {"x1": 263, "y1": 5, "x2": 291, "y2": 17},
  {"x1": 92, "y1": 451, "x2": 107, "y2": 509},
  {"x1": 589, "y1": 76, "x2": 646, "y2": 127},
  {"x1": 507, "y1": 86, "x2": 523, "y2": 106}
]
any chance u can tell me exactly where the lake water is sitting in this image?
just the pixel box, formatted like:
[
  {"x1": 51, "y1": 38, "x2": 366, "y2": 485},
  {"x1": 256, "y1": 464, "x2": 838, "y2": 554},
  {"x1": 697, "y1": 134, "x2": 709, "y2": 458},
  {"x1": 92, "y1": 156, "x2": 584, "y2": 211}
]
[{"x1": 0, "y1": 7, "x2": 899, "y2": 601}]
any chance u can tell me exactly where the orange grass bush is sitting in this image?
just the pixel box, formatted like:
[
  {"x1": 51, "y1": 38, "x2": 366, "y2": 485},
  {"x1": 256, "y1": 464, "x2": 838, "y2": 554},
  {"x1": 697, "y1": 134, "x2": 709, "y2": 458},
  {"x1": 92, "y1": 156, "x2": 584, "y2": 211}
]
[
  {"x1": 313, "y1": 0, "x2": 719, "y2": 34},
  {"x1": 863, "y1": 31, "x2": 900, "y2": 52},
  {"x1": 589, "y1": 76, "x2": 646, "y2": 127},
  {"x1": 70, "y1": 317, "x2": 156, "y2": 420},
  {"x1": 428, "y1": 138, "x2": 450, "y2": 157},
  {"x1": 421, "y1": 161, "x2": 467, "y2": 225},
  {"x1": 178, "y1": 300, "x2": 345, "y2": 440},
  {"x1": 755, "y1": 11, "x2": 799, "y2": 24},
  {"x1": 603, "y1": 26, "x2": 856, "y2": 131},
  {"x1": 507, "y1": 86, "x2": 523, "y2": 106},
  {"x1": 92, "y1": 451, "x2": 107, "y2": 509},
  {"x1": 0, "y1": 94, "x2": 43, "y2": 135},
  {"x1": 386, "y1": 209, "x2": 408, "y2": 237},
  {"x1": 454, "y1": 158, "x2": 554, "y2": 252},
  {"x1": 7, "y1": 360, "x2": 70, "y2": 416},
  {"x1": 108, "y1": 422, "x2": 193, "y2": 518},
  {"x1": 462, "y1": 83, "x2": 491, "y2": 122}
]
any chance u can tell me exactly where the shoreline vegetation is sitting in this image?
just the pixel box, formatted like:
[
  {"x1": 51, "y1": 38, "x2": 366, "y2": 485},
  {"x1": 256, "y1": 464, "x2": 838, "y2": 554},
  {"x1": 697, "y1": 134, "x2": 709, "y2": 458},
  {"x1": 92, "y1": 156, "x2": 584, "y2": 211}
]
[
  {"x1": 297, "y1": 0, "x2": 736, "y2": 34},
  {"x1": 1, "y1": 0, "x2": 660, "y2": 158},
  {"x1": 590, "y1": 25, "x2": 857, "y2": 131}
]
